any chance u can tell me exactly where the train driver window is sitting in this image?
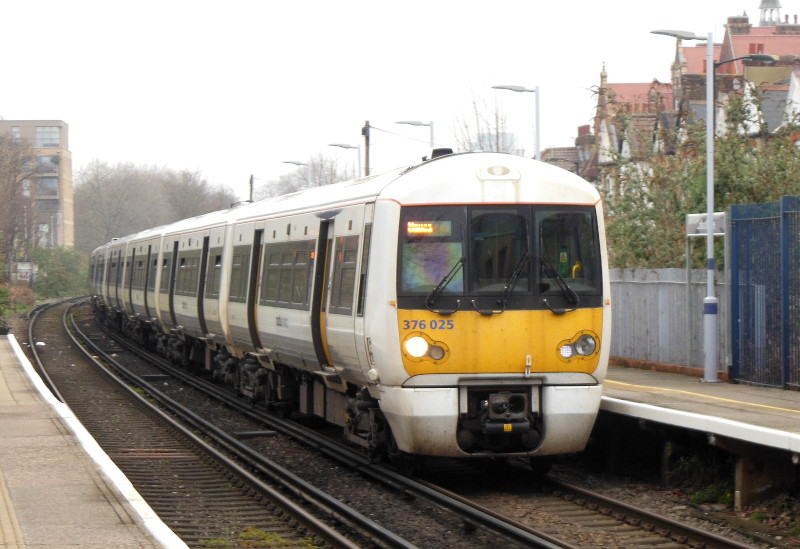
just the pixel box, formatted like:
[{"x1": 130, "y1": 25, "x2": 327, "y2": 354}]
[
  {"x1": 469, "y1": 207, "x2": 529, "y2": 294},
  {"x1": 535, "y1": 208, "x2": 601, "y2": 295},
  {"x1": 399, "y1": 206, "x2": 464, "y2": 295}
]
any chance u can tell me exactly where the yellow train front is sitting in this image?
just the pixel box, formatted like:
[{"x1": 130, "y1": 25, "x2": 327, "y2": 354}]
[{"x1": 369, "y1": 153, "x2": 610, "y2": 459}]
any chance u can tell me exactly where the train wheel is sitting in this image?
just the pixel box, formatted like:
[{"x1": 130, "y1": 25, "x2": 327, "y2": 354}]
[
  {"x1": 529, "y1": 456, "x2": 554, "y2": 476},
  {"x1": 385, "y1": 430, "x2": 425, "y2": 476}
]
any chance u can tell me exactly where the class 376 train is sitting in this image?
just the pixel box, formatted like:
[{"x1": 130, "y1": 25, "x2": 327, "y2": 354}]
[{"x1": 90, "y1": 151, "x2": 611, "y2": 466}]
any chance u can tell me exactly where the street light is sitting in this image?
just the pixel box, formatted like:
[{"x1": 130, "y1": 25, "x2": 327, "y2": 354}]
[
  {"x1": 652, "y1": 29, "x2": 718, "y2": 382},
  {"x1": 328, "y1": 143, "x2": 362, "y2": 178},
  {"x1": 282, "y1": 160, "x2": 311, "y2": 188},
  {"x1": 651, "y1": 30, "x2": 776, "y2": 383},
  {"x1": 395, "y1": 120, "x2": 434, "y2": 148},
  {"x1": 492, "y1": 84, "x2": 540, "y2": 160}
]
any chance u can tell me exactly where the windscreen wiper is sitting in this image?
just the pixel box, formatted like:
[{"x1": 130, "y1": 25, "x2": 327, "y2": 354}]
[
  {"x1": 539, "y1": 255, "x2": 580, "y2": 315},
  {"x1": 425, "y1": 257, "x2": 463, "y2": 315},
  {"x1": 472, "y1": 251, "x2": 532, "y2": 316}
]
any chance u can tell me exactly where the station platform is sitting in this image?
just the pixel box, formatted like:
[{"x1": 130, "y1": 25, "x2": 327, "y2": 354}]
[
  {"x1": 602, "y1": 364, "x2": 800, "y2": 509},
  {"x1": 0, "y1": 334, "x2": 187, "y2": 549},
  {"x1": 602, "y1": 364, "x2": 800, "y2": 453}
]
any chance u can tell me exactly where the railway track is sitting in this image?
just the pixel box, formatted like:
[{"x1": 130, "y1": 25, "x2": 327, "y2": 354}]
[
  {"x1": 25, "y1": 299, "x2": 770, "y2": 549},
  {"x1": 28, "y1": 300, "x2": 357, "y2": 548}
]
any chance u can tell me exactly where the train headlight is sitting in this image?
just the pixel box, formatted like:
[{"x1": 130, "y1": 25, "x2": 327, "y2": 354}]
[
  {"x1": 574, "y1": 334, "x2": 597, "y2": 356},
  {"x1": 556, "y1": 331, "x2": 600, "y2": 362},
  {"x1": 405, "y1": 336, "x2": 429, "y2": 358},
  {"x1": 401, "y1": 332, "x2": 450, "y2": 363},
  {"x1": 429, "y1": 345, "x2": 446, "y2": 360}
]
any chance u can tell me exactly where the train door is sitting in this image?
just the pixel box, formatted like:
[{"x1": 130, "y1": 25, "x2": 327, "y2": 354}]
[
  {"x1": 353, "y1": 204, "x2": 374, "y2": 375},
  {"x1": 197, "y1": 236, "x2": 210, "y2": 336},
  {"x1": 167, "y1": 240, "x2": 179, "y2": 327},
  {"x1": 311, "y1": 220, "x2": 334, "y2": 367},
  {"x1": 247, "y1": 229, "x2": 264, "y2": 350},
  {"x1": 319, "y1": 205, "x2": 368, "y2": 377},
  {"x1": 143, "y1": 245, "x2": 152, "y2": 319}
]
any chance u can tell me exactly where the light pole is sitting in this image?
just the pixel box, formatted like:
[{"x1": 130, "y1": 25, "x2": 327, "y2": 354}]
[
  {"x1": 395, "y1": 120, "x2": 435, "y2": 148},
  {"x1": 328, "y1": 143, "x2": 362, "y2": 178},
  {"x1": 651, "y1": 30, "x2": 777, "y2": 382},
  {"x1": 282, "y1": 160, "x2": 311, "y2": 188},
  {"x1": 492, "y1": 84, "x2": 540, "y2": 160}
]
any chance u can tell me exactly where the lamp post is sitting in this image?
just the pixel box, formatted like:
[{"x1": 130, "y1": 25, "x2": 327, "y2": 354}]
[
  {"x1": 492, "y1": 84, "x2": 540, "y2": 160},
  {"x1": 282, "y1": 160, "x2": 311, "y2": 188},
  {"x1": 328, "y1": 143, "x2": 362, "y2": 178},
  {"x1": 651, "y1": 30, "x2": 777, "y2": 382},
  {"x1": 395, "y1": 120, "x2": 435, "y2": 148}
]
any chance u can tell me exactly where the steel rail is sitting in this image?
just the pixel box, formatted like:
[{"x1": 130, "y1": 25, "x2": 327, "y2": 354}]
[{"x1": 67, "y1": 304, "x2": 412, "y2": 549}]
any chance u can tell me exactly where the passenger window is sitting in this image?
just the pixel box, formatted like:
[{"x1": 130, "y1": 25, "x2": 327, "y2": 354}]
[
  {"x1": 329, "y1": 235, "x2": 360, "y2": 315},
  {"x1": 204, "y1": 250, "x2": 223, "y2": 298},
  {"x1": 258, "y1": 240, "x2": 314, "y2": 310},
  {"x1": 228, "y1": 245, "x2": 251, "y2": 303}
]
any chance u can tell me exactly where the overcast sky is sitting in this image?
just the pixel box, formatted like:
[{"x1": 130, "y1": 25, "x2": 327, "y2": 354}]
[{"x1": 0, "y1": 1, "x2": 784, "y2": 200}]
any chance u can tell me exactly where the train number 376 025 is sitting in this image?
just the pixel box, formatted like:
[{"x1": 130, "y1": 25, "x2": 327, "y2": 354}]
[{"x1": 402, "y1": 319, "x2": 455, "y2": 330}]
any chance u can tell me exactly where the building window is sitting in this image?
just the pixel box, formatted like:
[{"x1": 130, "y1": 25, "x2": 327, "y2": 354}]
[
  {"x1": 11, "y1": 127, "x2": 20, "y2": 142},
  {"x1": 35, "y1": 177, "x2": 59, "y2": 198},
  {"x1": 36, "y1": 199, "x2": 60, "y2": 211},
  {"x1": 35, "y1": 155, "x2": 59, "y2": 173},
  {"x1": 35, "y1": 126, "x2": 60, "y2": 147}
]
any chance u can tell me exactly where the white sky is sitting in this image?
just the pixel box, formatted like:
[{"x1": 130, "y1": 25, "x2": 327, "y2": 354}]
[{"x1": 0, "y1": 1, "x2": 783, "y2": 201}]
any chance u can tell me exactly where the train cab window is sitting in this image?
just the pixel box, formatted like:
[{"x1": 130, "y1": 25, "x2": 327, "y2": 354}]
[
  {"x1": 469, "y1": 207, "x2": 529, "y2": 294},
  {"x1": 399, "y1": 206, "x2": 464, "y2": 295},
  {"x1": 535, "y1": 207, "x2": 601, "y2": 296}
]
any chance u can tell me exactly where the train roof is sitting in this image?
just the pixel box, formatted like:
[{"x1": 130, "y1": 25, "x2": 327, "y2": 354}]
[{"x1": 93, "y1": 152, "x2": 601, "y2": 254}]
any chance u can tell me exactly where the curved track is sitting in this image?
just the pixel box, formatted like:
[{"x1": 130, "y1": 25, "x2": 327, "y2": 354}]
[{"x1": 29, "y1": 300, "x2": 357, "y2": 548}]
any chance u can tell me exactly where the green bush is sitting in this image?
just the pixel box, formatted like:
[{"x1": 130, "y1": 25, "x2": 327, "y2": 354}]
[{"x1": 33, "y1": 247, "x2": 90, "y2": 299}]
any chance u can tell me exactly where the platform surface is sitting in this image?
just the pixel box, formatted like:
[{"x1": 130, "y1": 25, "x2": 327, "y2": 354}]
[
  {"x1": 0, "y1": 334, "x2": 186, "y2": 548},
  {"x1": 603, "y1": 365, "x2": 800, "y2": 452}
]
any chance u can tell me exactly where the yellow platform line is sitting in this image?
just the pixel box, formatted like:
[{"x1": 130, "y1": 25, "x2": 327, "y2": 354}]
[
  {"x1": 0, "y1": 471, "x2": 26, "y2": 549},
  {"x1": 605, "y1": 379, "x2": 800, "y2": 415}
]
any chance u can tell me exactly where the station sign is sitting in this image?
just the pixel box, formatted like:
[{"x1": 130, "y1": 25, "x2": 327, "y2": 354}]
[{"x1": 686, "y1": 212, "x2": 726, "y2": 237}]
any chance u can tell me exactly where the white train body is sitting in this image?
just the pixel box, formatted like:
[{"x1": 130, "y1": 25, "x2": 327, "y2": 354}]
[{"x1": 91, "y1": 152, "x2": 611, "y2": 460}]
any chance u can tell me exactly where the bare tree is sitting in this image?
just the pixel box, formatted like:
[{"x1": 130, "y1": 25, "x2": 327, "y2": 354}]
[
  {"x1": 161, "y1": 169, "x2": 236, "y2": 220},
  {"x1": 254, "y1": 153, "x2": 351, "y2": 200},
  {"x1": 454, "y1": 93, "x2": 519, "y2": 154},
  {"x1": 0, "y1": 134, "x2": 35, "y2": 280},
  {"x1": 73, "y1": 161, "x2": 237, "y2": 253}
]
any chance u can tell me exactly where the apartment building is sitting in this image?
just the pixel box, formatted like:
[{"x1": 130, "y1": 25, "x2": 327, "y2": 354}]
[{"x1": 0, "y1": 120, "x2": 73, "y2": 249}]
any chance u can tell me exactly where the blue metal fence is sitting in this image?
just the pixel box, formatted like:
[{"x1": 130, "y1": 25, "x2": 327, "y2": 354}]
[{"x1": 730, "y1": 196, "x2": 800, "y2": 388}]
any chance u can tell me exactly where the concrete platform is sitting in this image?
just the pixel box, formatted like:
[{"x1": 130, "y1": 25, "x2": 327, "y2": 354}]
[
  {"x1": 0, "y1": 334, "x2": 187, "y2": 549},
  {"x1": 603, "y1": 365, "x2": 800, "y2": 451},
  {"x1": 602, "y1": 365, "x2": 800, "y2": 508}
]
